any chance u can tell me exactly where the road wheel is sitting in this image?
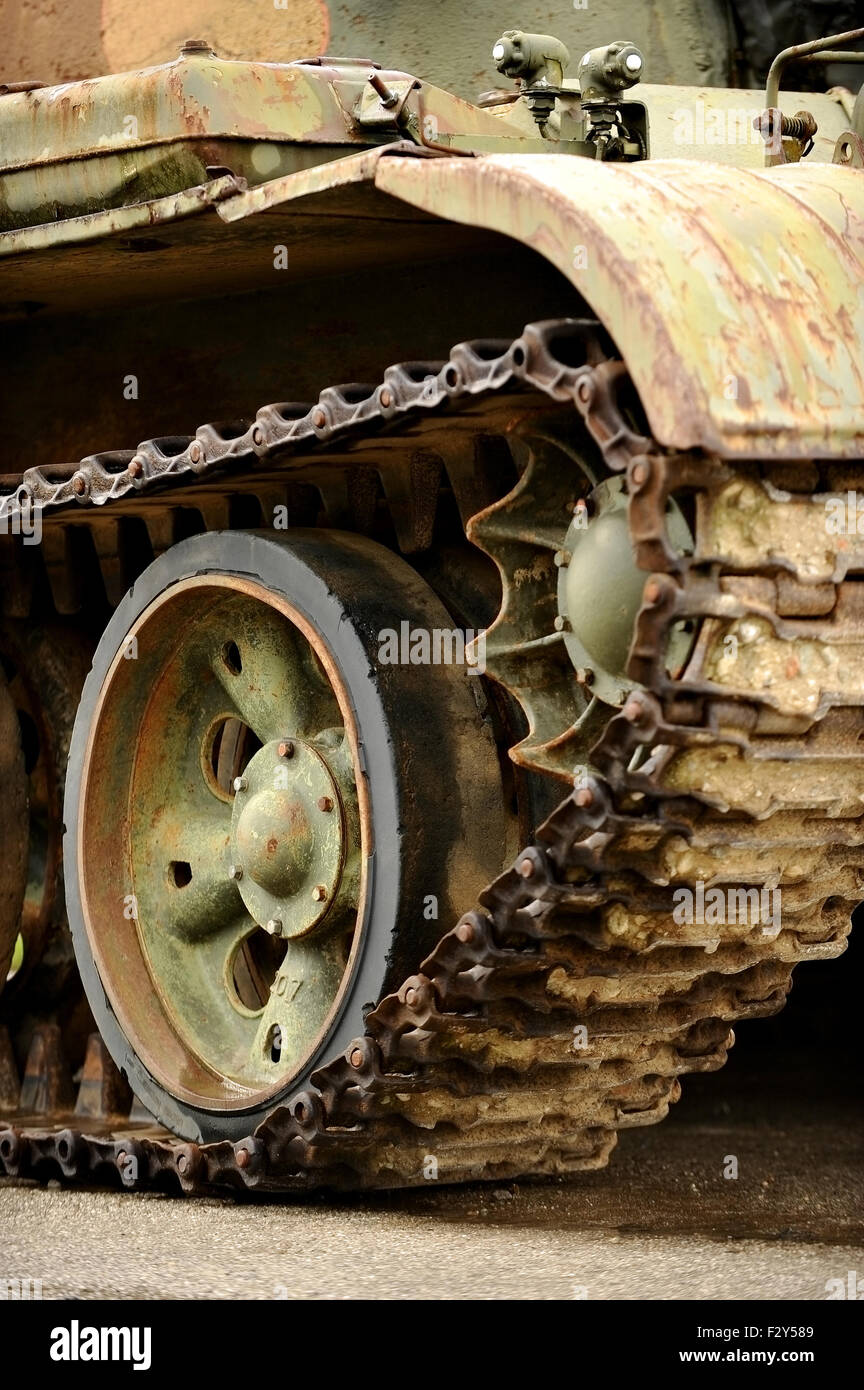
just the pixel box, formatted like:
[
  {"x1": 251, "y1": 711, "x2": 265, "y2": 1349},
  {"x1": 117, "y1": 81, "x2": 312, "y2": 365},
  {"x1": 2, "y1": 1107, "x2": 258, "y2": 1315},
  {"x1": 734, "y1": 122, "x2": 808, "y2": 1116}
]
[{"x1": 64, "y1": 529, "x2": 508, "y2": 1141}]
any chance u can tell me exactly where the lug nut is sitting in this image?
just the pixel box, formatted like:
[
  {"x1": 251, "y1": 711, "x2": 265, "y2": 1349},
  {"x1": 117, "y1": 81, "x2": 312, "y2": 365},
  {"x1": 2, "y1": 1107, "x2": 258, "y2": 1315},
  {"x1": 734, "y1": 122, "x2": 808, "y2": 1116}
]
[
  {"x1": 228, "y1": 864, "x2": 243, "y2": 881},
  {"x1": 265, "y1": 918, "x2": 282, "y2": 935},
  {"x1": 317, "y1": 796, "x2": 333, "y2": 813},
  {"x1": 277, "y1": 741, "x2": 295, "y2": 759},
  {"x1": 312, "y1": 885, "x2": 327, "y2": 903},
  {"x1": 233, "y1": 776, "x2": 247, "y2": 793}
]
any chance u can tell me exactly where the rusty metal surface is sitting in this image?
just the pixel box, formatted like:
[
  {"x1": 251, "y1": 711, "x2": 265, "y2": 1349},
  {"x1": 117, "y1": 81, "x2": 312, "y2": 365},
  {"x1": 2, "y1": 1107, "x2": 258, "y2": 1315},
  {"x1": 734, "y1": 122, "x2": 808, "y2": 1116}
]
[
  {"x1": 0, "y1": 173, "x2": 243, "y2": 258},
  {"x1": 0, "y1": 319, "x2": 858, "y2": 1193},
  {"x1": 372, "y1": 153, "x2": 864, "y2": 458}
]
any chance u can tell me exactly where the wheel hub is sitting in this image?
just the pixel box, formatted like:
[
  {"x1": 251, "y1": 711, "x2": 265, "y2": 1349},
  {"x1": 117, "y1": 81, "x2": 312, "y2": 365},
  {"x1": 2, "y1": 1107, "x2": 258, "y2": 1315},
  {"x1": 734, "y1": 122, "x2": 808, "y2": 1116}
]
[
  {"x1": 230, "y1": 737, "x2": 348, "y2": 938},
  {"x1": 557, "y1": 476, "x2": 694, "y2": 704}
]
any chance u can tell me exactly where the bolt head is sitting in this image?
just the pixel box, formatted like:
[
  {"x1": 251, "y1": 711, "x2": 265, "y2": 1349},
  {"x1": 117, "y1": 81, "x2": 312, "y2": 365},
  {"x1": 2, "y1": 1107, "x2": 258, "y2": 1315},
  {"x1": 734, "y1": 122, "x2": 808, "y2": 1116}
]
[
  {"x1": 313, "y1": 410, "x2": 326, "y2": 429},
  {"x1": 574, "y1": 787, "x2": 594, "y2": 808},
  {"x1": 644, "y1": 580, "x2": 661, "y2": 604},
  {"x1": 233, "y1": 776, "x2": 247, "y2": 793},
  {"x1": 128, "y1": 456, "x2": 144, "y2": 479},
  {"x1": 188, "y1": 441, "x2": 202, "y2": 463},
  {"x1": 277, "y1": 741, "x2": 295, "y2": 759},
  {"x1": 517, "y1": 857, "x2": 535, "y2": 879},
  {"x1": 625, "y1": 52, "x2": 642, "y2": 72},
  {"x1": 265, "y1": 918, "x2": 283, "y2": 936},
  {"x1": 312, "y1": 885, "x2": 327, "y2": 903},
  {"x1": 235, "y1": 1146, "x2": 250, "y2": 1169},
  {"x1": 405, "y1": 987, "x2": 419, "y2": 1007},
  {"x1": 349, "y1": 1046, "x2": 365, "y2": 1069},
  {"x1": 252, "y1": 426, "x2": 263, "y2": 447},
  {"x1": 380, "y1": 388, "x2": 392, "y2": 408},
  {"x1": 631, "y1": 462, "x2": 648, "y2": 486},
  {"x1": 456, "y1": 920, "x2": 475, "y2": 944},
  {"x1": 177, "y1": 1153, "x2": 188, "y2": 1173},
  {"x1": 72, "y1": 474, "x2": 87, "y2": 496},
  {"x1": 317, "y1": 795, "x2": 333, "y2": 813},
  {"x1": 228, "y1": 864, "x2": 243, "y2": 881}
]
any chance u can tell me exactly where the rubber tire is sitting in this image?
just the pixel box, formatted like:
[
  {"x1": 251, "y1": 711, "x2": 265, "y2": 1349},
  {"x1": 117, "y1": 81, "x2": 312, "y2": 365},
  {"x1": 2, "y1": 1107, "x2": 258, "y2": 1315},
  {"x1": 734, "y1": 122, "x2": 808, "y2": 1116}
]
[{"x1": 64, "y1": 529, "x2": 506, "y2": 1143}]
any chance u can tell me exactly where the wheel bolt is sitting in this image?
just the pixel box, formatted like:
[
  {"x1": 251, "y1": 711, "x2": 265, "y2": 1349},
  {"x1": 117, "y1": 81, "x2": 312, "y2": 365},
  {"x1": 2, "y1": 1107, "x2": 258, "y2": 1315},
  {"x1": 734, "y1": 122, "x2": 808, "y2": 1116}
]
[
  {"x1": 233, "y1": 776, "x2": 247, "y2": 793},
  {"x1": 278, "y1": 741, "x2": 294, "y2": 759},
  {"x1": 312, "y1": 885, "x2": 327, "y2": 903},
  {"x1": 317, "y1": 796, "x2": 333, "y2": 813},
  {"x1": 228, "y1": 864, "x2": 243, "y2": 881},
  {"x1": 266, "y1": 918, "x2": 283, "y2": 935}
]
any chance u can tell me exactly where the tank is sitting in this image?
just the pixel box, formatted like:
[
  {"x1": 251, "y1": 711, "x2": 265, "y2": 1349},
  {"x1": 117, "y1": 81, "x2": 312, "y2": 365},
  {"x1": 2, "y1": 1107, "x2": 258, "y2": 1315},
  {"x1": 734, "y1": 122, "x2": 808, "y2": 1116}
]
[{"x1": 0, "y1": 15, "x2": 862, "y2": 1193}]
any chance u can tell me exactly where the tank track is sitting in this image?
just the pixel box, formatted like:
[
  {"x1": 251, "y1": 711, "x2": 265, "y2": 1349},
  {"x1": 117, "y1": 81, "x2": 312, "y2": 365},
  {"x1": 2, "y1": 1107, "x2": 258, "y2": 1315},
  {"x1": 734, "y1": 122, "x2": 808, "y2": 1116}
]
[{"x1": 0, "y1": 320, "x2": 857, "y2": 1193}]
